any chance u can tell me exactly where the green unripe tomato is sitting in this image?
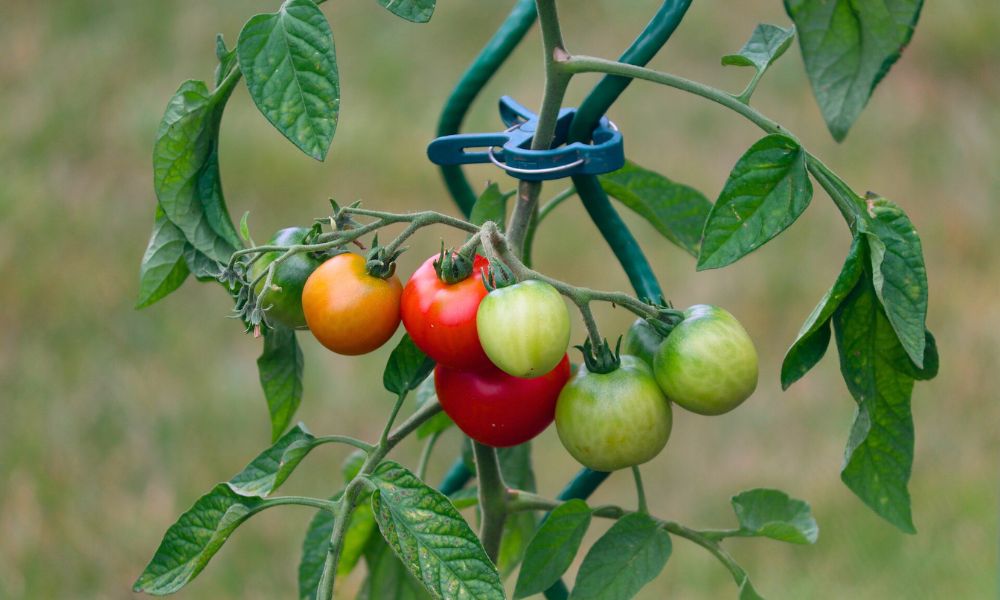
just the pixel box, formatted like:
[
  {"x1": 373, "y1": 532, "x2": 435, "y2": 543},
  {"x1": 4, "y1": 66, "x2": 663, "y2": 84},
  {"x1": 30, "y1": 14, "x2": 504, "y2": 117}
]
[
  {"x1": 251, "y1": 227, "x2": 321, "y2": 329},
  {"x1": 621, "y1": 318, "x2": 665, "y2": 367},
  {"x1": 653, "y1": 305, "x2": 758, "y2": 415},
  {"x1": 555, "y1": 355, "x2": 672, "y2": 471},
  {"x1": 476, "y1": 280, "x2": 571, "y2": 378}
]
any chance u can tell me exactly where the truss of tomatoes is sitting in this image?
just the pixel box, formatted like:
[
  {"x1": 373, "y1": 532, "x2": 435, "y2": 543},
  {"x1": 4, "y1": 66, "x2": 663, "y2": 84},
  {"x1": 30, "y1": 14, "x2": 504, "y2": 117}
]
[{"x1": 277, "y1": 246, "x2": 759, "y2": 471}]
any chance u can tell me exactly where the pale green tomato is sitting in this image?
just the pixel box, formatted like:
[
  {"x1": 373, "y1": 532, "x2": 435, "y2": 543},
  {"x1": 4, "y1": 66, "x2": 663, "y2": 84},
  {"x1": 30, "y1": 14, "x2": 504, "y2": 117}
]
[
  {"x1": 621, "y1": 318, "x2": 665, "y2": 367},
  {"x1": 555, "y1": 356, "x2": 672, "y2": 471},
  {"x1": 476, "y1": 280, "x2": 571, "y2": 378},
  {"x1": 653, "y1": 305, "x2": 758, "y2": 416}
]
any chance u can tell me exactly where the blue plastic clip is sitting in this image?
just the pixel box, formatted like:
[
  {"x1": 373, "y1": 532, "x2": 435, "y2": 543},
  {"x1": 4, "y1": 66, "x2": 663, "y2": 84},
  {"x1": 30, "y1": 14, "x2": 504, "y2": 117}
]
[{"x1": 427, "y1": 96, "x2": 624, "y2": 182}]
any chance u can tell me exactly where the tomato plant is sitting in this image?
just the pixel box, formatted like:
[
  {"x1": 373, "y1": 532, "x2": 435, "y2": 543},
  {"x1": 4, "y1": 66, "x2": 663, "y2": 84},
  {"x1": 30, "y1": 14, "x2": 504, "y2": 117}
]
[
  {"x1": 477, "y1": 279, "x2": 571, "y2": 378},
  {"x1": 401, "y1": 252, "x2": 493, "y2": 370},
  {"x1": 435, "y1": 354, "x2": 571, "y2": 448},
  {"x1": 135, "y1": 0, "x2": 937, "y2": 598}
]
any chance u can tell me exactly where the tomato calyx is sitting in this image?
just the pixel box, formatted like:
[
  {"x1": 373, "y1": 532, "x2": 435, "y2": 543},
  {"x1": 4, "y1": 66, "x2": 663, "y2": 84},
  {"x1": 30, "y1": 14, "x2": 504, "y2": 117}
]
[
  {"x1": 433, "y1": 243, "x2": 475, "y2": 284},
  {"x1": 480, "y1": 261, "x2": 516, "y2": 291},
  {"x1": 645, "y1": 306, "x2": 686, "y2": 337},
  {"x1": 575, "y1": 336, "x2": 622, "y2": 374},
  {"x1": 364, "y1": 234, "x2": 404, "y2": 279}
]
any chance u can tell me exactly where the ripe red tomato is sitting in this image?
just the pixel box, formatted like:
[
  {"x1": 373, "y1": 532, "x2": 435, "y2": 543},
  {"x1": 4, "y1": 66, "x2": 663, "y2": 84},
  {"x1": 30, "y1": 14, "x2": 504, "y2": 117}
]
[
  {"x1": 400, "y1": 253, "x2": 492, "y2": 370},
  {"x1": 434, "y1": 355, "x2": 571, "y2": 447},
  {"x1": 302, "y1": 253, "x2": 402, "y2": 355}
]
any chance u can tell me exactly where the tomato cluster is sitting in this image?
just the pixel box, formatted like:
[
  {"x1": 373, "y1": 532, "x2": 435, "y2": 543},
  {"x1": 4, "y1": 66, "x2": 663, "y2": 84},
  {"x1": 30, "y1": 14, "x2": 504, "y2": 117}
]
[{"x1": 261, "y1": 243, "x2": 758, "y2": 468}]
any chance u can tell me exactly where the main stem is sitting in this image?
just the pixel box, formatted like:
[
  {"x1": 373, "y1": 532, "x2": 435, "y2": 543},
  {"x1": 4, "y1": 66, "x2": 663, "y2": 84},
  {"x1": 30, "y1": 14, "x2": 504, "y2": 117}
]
[
  {"x1": 507, "y1": 0, "x2": 572, "y2": 257},
  {"x1": 473, "y1": 442, "x2": 508, "y2": 563}
]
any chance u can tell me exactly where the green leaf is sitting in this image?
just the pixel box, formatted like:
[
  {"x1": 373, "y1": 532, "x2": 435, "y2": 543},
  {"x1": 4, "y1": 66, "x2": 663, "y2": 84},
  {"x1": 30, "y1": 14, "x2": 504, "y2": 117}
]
[
  {"x1": 738, "y1": 576, "x2": 766, "y2": 600},
  {"x1": 722, "y1": 23, "x2": 795, "y2": 74},
  {"x1": 377, "y1": 0, "x2": 436, "y2": 23},
  {"x1": 342, "y1": 449, "x2": 368, "y2": 483},
  {"x1": 861, "y1": 194, "x2": 928, "y2": 367},
  {"x1": 368, "y1": 461, "x2": 504, "y2": 600},
  {"x1": 363, "y1": 538, "x2": 434, "y2": 600},
  {"x1": 449, "y1": 487, "x2": 479, "y2": 510},
  {"x1": 137, "y1": 207, "x2": 190, "y2": 308},
  {"x1": 415, "y1": 375, "x2": 453, "y2": 439},
  {"x1": 731, "y1": 489, "x2": 818, "y2": 544},
  {"x1": 133, "y1": 483, "x2": 265, "y2": 594},
  {"x1": 298, "y1": 502, "x2": 336, "y2": 600},
  {"x1": 833, "y1": 273, "x2": 917, "y2": 533},
  {"x1": 698, "y1": 134, "x2": 812, "y2": 270},
  {"x1": 497, "y1": 443, "x2": 537, "y2": 577},
  {"x1": 906, "y1": 329, "x2": 938, "y2": 381},
  {"x1": 228, "y1": 423, "x2": 317, "y2": 496},
  {"x1": 153, "y1": 78, "x2": 242, "y2": 262},
  {"x1": 785, "y1": 0, "x2": 923, "y2": 141},
  {"x1": 237, "y1": 0, "x2": 340, "y2": 160},
  {"x1": 781, "y1": 237, "x2": 865, "y2": 389},
  {"x1": 598, "y1": 160, "x2": 711, "y2": 257},
  {"x1": 570, "y1": 512, "x2": 671, "y2": 600},
  {"x1": 183, "y1": 244, "x2": 222, "y2": 281},
  {"x1": 514, "y1": 500, "x2": 592, "y2": 599},
  {"x1": 383, "y1": 334, "x2": 435, "y2": 396},
  {"x1": 214, "y1": 34, "x2": 239, "y2": 88},
  {"x1": 469, "y1": 182, "x2": 508, "y2": 230},
  {"x1": 258, "y1": 325, "x2": 305, "y2": 442}
]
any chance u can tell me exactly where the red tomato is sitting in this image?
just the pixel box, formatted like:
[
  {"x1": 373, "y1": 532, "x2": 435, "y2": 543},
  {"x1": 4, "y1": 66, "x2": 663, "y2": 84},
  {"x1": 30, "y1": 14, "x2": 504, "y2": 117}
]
[
  {"x1": 434, "y1": 355, "x2": 571, "y2": 447},
  {"x1": 400, "y1": 253, "x2": 492, "y2": 370}
]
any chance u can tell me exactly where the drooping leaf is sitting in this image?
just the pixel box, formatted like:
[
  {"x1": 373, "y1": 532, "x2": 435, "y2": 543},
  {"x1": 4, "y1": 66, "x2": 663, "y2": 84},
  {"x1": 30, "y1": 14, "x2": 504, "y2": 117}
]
[
  {"x1": 153, "y1": 78, "x2": 243, "y2": 262},
  {"x1": 698, "y1": 134, "x2": 812, "y2": 270},
  {"x1": 469, "y1": 182, "x2": 508, "y2": 229},
  {"x1": 785, "y1": 0, "x2": 923, "y2": 141},
  {"x1": 137, "y1": 207, "x2": 190, "y2": 308},
  {"x1": 237, "y1": 0, "x2": 340, "y2": 160},
  {"x1": 781, "y1": 237, "x2": 865, "y2": 389},
  {"x1": 861, "y1": 194, "x2": 928, "y2": 367},
  {"x1": 599, "y1": 160, "x2": 712, "y2": 257},
  {"x1": 514, "y1": 500, "x2": 592, "y2": 599},
  {"x1": 228, "y1": 423, "x2": 317, "y2": 496},
  {"x1": 298, "y1": 502, "x2": 336, "y2": 600},
  {"x1": 133, "y1": 483, "x2": 266, "y2": 594},
  {"x1": 415, "y1": 375, "x2": 453, "y2": 439},
  {"x1": 722, "y1": 23, "x2": 795, "y2": 77},
  {"x1": 383, "y1": 334, "x2": 435, "y2": 396},
  {"x1": 377, "y1": 0, "x2": 436, "y2": 23},
  {"x1": 497, "y1": 443, "x2": 537, "y2": 577},
  {"x1": 258, "y1": 325, "x2": 305, "y2": 442},
  {"x1": 731, "y1": 489, "x2": 818, "y2": 544},
  {"x1": 833, "y1": 274, "x2": 917, "y2": 533},
  {"x1": 362, "y1": 538, "x2": 434, "y2": 600},
  {"x1": 904, "y1": 329, "x2": 938, "y2": 381},
  {"x1": 183, "y1": 244, "x2": 222, "y2": 281},
  {"x1": 570, "y1": 512, "x2": 671, "y2": 600},
  {"x1": 368, "y1": 461, "x2": 504, "y2": 600}
]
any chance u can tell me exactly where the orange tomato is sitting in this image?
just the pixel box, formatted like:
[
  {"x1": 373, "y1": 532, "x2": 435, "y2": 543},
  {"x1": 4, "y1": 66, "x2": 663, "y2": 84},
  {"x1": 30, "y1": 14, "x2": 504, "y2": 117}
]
[{"x1": 302, "y1": 253, "x2": 403, "y2": 355}]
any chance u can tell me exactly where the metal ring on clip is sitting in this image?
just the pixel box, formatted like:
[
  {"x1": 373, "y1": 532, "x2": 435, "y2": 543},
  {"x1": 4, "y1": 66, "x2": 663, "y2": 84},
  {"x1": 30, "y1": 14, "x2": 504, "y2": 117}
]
[{"x1": 486, "y1": 146, "x2": 586, "y2": 176}]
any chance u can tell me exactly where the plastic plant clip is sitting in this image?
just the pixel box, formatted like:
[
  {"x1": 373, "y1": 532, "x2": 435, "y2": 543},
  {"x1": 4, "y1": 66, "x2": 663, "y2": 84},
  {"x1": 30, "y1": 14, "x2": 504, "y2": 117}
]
[{"x1": 426, "y1": 96, "x2": 625, "y2": 181}]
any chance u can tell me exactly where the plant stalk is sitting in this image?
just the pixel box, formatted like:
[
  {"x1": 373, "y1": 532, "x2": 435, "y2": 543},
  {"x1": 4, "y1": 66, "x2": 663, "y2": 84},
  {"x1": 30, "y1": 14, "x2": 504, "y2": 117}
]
[{"x1": 473, "y1": 441, "x2": 508, "y2": 563}]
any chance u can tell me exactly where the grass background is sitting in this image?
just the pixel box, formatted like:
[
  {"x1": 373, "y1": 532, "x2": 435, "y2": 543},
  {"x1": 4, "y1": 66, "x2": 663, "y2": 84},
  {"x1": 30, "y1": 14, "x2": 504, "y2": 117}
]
[{"x1": 1, "y1": 1, "x2": 998, "y2": 598}]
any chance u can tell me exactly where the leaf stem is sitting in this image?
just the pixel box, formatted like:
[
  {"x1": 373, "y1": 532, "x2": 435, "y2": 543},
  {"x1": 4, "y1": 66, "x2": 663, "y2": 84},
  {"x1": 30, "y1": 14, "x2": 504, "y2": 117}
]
[
  {"x1": 417, "y1": 431, "x2": 442, "y2": 480},
  {"x1": 473, "y1": 441, "x2": 508, "y2": 563},
  {"x1": 314, "y1": 435, "x2": 375, "y2": 453},
  {"x1": 261, "y1": 495, "x2": 339, "y2": 513}
]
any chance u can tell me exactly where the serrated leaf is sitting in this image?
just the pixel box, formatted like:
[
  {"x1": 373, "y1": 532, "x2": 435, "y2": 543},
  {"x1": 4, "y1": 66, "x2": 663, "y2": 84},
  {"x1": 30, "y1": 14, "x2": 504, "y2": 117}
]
[
  {"x1": 514, "y1": 500, "x2": 592, "y2": 599},
  {"x1": 781, "y1": 237, "x2": 865, "y2": 389},
  {"x1": 368, "y1": 461, "x2": 504, "y2": 600},
  {"x1": 377, "y1": 0, "x2": 435, "y2": 23},
  {"x1": 383, "y1": 334, "x2": 435, "y2": 396},
  {"x1": 237, "y1": 0, "x2": 340, "y2": 160},
  {"x1": 469, "y1": 182, "x2": 508, "y2": 229},
  {"x1": 153, "y1": 78, "x2": 242, "y2": 262},
  {"x1": 862, "y1": 194, "x2": 928, "y2": 367},
  {"x1": 722, "y1": 23, "x2": 795, "y2": 75},
  {"x1": 571, "y1": 512, "x2": 671, "y2": 600},
  {"x1": 133, "y1": 483, "x2": 266, "y2": 594},
  {"x1": 698, "y1": 134, "x2": 812, "y2": 270},
  {"x1": 258, "y1": 325, "x2": 305, "y2": 442},
  {"x1": 137, "y1": 207, "x2": 190, "y2": 308},
  {"x1": 364, "y1": 538, "x2": 434, "y2": 600},
  {"x1": 415, "y1": 375, "x2": 453, "y2": 439},
  {"x1": 731, "y1": 489, "x2": 818, "y2": 544},
  {"x1": 785, "y1": 0, "x2": 923, "y2": 141},
  {"x1": 228, "y1": 423, "x2": 317, "y2": 496},
  {"x1": 599, "y1": 160, "x2": 711, "y2": 257},
  {"x1": 833, "y1": 273, "x2": 917, "y2": 533}
]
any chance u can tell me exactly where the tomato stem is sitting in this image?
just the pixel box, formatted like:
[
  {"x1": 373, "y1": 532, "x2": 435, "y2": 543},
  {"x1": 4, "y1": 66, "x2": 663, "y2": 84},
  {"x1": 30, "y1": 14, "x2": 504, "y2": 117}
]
[
  {"x1": 632, "y1": 465, "x2": 649, "y2": 514},
  {"x1": 472, "y1": 441, "x2": 508, "y2": 562}
]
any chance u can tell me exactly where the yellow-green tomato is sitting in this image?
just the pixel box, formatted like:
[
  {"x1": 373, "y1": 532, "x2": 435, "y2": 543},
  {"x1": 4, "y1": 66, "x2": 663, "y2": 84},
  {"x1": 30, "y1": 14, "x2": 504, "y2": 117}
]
[
  {"x1": 653, "y1": 305, "x2": 758, "y2": 415},
  {"x1": 251, "y1": 227, "x2": 321, "y2": 329},
  {"x1": 621, "y1": 318, "x2": 665, "y2": 367},
  {"x1": 476, "y1": 280, "x2": 571, "y2": 378},
  {"x1": 555, "y1": 356, "x2": 672, "y2": 471}
]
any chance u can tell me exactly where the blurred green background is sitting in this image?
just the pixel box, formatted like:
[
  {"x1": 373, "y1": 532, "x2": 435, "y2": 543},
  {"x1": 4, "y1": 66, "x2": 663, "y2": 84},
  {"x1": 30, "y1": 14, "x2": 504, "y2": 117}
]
[{"x1": 2, "y1": 1, "x2": 998, "y2": 598}]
